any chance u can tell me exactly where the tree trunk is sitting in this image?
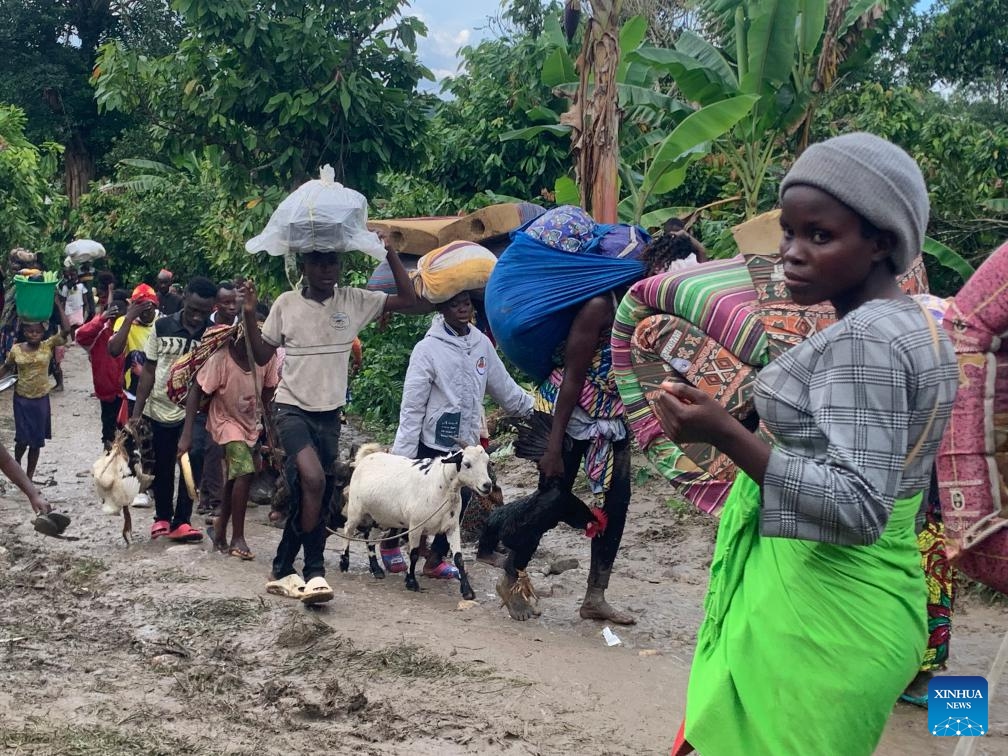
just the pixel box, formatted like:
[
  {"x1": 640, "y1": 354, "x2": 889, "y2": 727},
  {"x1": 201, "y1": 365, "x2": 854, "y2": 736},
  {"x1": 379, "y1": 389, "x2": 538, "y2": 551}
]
[
  {"x1": 64, "y1": 133, "x2": 94, "y2": 209},
  {"x1": 561, "y1": 0, "x2": 622, "y2": 224}
]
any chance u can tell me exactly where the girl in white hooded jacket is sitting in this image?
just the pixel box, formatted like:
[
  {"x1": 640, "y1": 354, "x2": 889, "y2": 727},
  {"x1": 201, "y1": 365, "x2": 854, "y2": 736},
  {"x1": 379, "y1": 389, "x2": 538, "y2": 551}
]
[{"x1": 389, "y1": 290, "x2": 533, "y2": 578}]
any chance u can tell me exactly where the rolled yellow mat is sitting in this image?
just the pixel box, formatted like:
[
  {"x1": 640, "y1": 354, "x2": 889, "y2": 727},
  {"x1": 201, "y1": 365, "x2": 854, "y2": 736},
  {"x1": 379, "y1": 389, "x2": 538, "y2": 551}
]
[{"x1": 179, "y1": 452, "x2": 198, "y2": 500}]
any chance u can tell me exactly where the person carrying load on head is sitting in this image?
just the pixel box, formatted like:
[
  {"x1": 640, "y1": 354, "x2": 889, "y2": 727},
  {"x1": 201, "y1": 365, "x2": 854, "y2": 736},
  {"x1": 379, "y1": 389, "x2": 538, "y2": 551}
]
[
  {"x1": 241, "y1": 165, "x2": 419, "y2": 605},
  {"x1": 384, "y1": 290, "x2": 533, "y2": 579}
]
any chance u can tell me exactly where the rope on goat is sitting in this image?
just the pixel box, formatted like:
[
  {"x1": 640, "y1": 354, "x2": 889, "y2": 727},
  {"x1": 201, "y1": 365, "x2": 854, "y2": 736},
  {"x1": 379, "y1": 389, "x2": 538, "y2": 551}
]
[{"x1": 324, "y1": 492, "x2": 459, "y2": 545}]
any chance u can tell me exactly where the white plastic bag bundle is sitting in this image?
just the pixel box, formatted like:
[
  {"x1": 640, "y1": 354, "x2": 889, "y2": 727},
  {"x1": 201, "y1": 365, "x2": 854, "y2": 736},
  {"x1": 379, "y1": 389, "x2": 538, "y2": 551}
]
[
  {"x1": 245, "y1": 165, "x2": 386, "y2": 261},
  {"x1": 64, "y1": 239, "x2": 106, "y2": 264}
]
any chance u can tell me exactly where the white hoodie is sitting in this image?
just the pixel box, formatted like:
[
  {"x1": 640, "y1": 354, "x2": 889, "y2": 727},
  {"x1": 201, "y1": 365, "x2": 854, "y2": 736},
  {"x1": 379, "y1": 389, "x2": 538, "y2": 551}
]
[{"x1": 392, "y1": 315, "x2": 533, "y2": 457}]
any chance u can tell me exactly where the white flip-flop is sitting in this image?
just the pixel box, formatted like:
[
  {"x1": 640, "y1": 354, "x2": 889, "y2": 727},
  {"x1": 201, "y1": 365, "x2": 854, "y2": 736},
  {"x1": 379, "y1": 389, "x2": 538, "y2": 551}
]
[
  {"x1": 265, "y1": 573, "x2": 306, "y2": 599},
  {"x1": 299, "y1": 576, "x2": 334, "y2": 605}
]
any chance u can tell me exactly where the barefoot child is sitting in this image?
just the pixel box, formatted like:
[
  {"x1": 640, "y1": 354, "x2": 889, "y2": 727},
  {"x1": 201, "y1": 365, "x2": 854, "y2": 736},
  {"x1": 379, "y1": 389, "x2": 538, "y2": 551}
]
[
  {"x1": 0, "y1": 292, "x2": 71, "y2": 481},
  {"x1": 241, "y1": 240, "x2": 417, "y2": 605},
  {"x1": 178, "y1": 307, "x2": 279, "y2": 560}
]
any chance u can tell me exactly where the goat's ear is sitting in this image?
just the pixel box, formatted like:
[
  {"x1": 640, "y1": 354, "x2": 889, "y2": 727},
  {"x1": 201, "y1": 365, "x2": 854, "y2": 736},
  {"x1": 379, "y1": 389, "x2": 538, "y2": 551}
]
[{"x1": 442, "y1": 451, "x2": 463, "y2": 470}]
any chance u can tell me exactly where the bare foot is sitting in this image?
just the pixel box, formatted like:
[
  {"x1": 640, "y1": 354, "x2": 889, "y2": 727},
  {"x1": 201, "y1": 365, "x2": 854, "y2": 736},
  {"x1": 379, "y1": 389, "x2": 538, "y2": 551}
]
[
  {"x1": 209, "y1": 518, "x2": 228, "y2": 553},
  {"x1": 579, "y1": 597, "x2": 635, "y2": 625},
  {"x1": 496, "y1": 571, "x2": 540, "y2": 621}
]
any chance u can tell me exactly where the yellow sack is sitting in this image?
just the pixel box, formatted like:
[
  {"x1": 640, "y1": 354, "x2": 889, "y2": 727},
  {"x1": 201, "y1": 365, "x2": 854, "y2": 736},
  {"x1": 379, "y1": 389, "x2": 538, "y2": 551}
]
[{"x1": 411, "y1": 241, "x2": 497, "y2": 304}]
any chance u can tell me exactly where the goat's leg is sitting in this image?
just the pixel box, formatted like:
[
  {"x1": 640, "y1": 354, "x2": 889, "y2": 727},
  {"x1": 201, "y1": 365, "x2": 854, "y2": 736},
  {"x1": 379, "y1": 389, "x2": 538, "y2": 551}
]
[
  {"x1": 340, "y1": 511, "x2": 356, "y2": 573},
  {"x1": 448, "y1": 525, "x2": 475, "y2": 600},
  {"x1": 365, "y1": 526, "x2": 385, "y2": 579},
  {"x1": 405, "y1": 530, "x2": 421, "y2": 592}
]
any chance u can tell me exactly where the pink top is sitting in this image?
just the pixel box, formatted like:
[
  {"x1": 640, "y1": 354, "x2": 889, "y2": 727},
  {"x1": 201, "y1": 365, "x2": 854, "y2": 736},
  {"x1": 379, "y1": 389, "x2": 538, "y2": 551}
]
[{"x1": 197, "y1": 346, "x2": 280, "y2": 446}]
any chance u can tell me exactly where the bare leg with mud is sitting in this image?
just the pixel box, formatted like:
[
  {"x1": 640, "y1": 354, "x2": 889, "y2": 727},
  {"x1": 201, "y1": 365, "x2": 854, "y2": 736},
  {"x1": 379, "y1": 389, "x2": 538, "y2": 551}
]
[
  {"x1": 228, "y1": 473, "x2": 253, "y2": 557},
  {"x1": 578, "y1": 439, "x2": 635, "y2": 625},
  {"x1": 213, "y1": 479, "x2": 232, "y2": 553},
  {"x1": 26, "y1": 446, "x2": 40, "y2": 481}
]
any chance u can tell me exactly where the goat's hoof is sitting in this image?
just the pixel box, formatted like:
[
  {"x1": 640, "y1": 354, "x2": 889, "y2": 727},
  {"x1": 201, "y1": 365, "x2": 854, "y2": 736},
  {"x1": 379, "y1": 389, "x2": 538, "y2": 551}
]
[
  {"x1": 339, "y1": 555, "x2": 349, "y2": 572},
  {"x1": 461, "y1": 586, "x2": 476, "y2": 601},
  {"x1": 405, "y1": 578, "x2": 420, "y2": 592},
  {"x1": 370, "y1": 567, "x2": 386, "y2": 580}
]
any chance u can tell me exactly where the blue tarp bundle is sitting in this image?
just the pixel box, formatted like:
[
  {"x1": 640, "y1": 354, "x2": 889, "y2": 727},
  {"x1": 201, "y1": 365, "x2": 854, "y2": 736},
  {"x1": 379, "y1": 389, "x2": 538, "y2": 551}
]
[{"x1": 486, "y1": 227, "x2": 648, "y2": 381}]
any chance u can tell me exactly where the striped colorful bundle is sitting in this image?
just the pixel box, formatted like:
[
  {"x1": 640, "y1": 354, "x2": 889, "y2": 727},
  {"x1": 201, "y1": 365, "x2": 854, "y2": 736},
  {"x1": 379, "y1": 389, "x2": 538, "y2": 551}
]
[
  {"x1": 611, "y1": 258, "x2": 767, "y2": 515},
  {"x1": 612, "y1": 208, "x2": 935, "y2": 518}
]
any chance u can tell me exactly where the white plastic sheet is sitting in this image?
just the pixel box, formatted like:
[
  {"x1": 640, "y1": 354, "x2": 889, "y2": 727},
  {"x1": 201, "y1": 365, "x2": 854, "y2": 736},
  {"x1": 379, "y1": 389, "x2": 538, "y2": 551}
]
[{"x1": 245, "y1": 165, "x2": 386, "y2": 260}]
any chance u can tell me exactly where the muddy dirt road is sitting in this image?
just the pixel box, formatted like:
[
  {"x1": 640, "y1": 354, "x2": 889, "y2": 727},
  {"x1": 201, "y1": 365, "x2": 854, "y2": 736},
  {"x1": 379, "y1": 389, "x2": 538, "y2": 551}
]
[{"x1": 1, "y1": 347, "x2": 1005, "y2": 755}]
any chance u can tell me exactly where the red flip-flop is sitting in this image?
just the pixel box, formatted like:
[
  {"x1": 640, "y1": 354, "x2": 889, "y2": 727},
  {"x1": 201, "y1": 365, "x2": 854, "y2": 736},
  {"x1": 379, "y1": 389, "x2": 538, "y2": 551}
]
[
  {"x1": 166, "y1": 523, "x2": 203, "y2": 543},
  {"x1": 150, "y1": 519, "x2": 170, "y2": 539}
]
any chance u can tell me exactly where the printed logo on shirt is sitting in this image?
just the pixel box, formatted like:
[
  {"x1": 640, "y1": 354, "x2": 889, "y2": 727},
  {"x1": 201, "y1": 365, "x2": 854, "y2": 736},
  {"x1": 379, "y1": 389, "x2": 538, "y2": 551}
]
[
  {"x1": 330, "y1": 312, "x2": 350, "y2": 330},
  {"x1": 928, "y1": 676, "x2": 987, "y2": 736},
  {"x1": 475, "y1": 356, "x2": 487, "y2": 376}
]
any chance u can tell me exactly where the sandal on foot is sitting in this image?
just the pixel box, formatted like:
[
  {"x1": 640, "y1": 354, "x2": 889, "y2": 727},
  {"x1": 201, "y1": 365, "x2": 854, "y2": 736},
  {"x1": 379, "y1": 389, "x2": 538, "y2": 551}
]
[
  {"x1": 266, "y1": 573, "x2": 305, "y2": 598},
  {"x1": 380, "y1": 547, "x2": 407, "y2": 574},
  {"x1": 299, "y1": 576, "x2": 334, "y2": 605},
  {"x1": 166, "y1": 523, "x2": 203, "y2": 543},
  {"x1": 423, "y1": 561, "x2": 459, "y2": 580},
  {"x1": 150, "y1": 519, "x2": 170, "y2": 539},
  {"x1": 228, "y1": 547, "x2": 255, "y2": 561},
  {"x1": 899, "y1": 692, "x2": 928, "y2": 708}
]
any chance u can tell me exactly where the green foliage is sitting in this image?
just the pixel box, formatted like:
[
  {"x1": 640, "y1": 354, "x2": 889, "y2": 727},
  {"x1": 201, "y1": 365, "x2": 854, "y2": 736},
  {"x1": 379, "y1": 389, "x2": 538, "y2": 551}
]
[
  {"x1": 0, "y1": 105, "x2": 65, "y2": 254},
  {"x1": 909, "y1": 0, "x2": 1008, "y2": 107},
  {"x1": 813, "y1": 82, "x2": 1008, "y2": 292},
  {"x1": 0, "y1": 0, "x2": 178, "y2": 199},
  {"x1": 351, "y1": 314, "x2": 431, "y2": 436},
  {"x1": 93, "y1": 0, "x2": 434, "y2": 194},
  {"x1": 370, "y1": 173, "x2": 460, "y2": 220},
  {"x1": 425, "y1": 7, "x2": 571, "y2": 201},
  {"x1": 648, "y1": 1, "x2": 911, "y2": 218},
  {"x1": 71, "y1": 149, "x2": 289, "y2": 293}
]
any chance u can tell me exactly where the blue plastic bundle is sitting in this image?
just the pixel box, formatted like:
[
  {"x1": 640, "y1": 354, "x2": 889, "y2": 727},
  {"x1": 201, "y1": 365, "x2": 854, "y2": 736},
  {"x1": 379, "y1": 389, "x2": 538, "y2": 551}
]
[{"x1": 486, "y1": 212, "x2": 650, "y2": 381}]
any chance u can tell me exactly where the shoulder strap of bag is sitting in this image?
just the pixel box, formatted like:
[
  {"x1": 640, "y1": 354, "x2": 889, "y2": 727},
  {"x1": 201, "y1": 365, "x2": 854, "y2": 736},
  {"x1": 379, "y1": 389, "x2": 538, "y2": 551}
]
[{"x1": 904, "y1": 300, "x2": 943, "y2": 470}]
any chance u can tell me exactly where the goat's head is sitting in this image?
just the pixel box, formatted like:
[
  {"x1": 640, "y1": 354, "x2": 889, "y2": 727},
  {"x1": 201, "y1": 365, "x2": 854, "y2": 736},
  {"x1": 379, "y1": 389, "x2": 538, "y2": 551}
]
[{"x1": 442, "y1": 445, "x2": 492, "y2": 496}]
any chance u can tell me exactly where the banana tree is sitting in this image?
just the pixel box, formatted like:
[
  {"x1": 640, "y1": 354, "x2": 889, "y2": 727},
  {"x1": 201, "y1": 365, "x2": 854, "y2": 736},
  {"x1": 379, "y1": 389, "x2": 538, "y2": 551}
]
[
  {"x1": 560, "y1": 0, "x2": 624, "y2": 223},
  {"x1": 501, "y1": 14, "x2": 754, "y2": 226},
  {"x1": 629, "y1": 0, "x2": 907, "y2": 218}
]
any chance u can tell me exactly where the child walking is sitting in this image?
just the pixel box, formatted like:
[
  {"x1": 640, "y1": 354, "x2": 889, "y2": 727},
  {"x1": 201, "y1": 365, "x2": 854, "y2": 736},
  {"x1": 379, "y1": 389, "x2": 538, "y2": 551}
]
[
  {"x1": 178, "y1": 306, "x2": 279, "y2": 560},
  {"x1": 241, "y1": 241, "x2": 417, "y2": 604},
  {"x1": 0, "y1": 292, "x2": 71, "y2": 480},
  {"x1": 389, "y1": 290, "x2": 532, "y2": 577}
]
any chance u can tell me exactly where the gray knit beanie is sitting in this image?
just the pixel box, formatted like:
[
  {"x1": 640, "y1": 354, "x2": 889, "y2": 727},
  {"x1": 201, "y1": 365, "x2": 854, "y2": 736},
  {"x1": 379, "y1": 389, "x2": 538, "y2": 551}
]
[{"x1": 779, "y1": 132, "x2": 929, "y2": 274}]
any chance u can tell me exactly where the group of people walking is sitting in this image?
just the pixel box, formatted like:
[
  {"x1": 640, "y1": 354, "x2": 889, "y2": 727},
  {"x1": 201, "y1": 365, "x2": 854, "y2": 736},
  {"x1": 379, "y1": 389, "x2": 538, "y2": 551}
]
[{"x1": 3, "y1": 132, "x2": 974, "y2": 755}]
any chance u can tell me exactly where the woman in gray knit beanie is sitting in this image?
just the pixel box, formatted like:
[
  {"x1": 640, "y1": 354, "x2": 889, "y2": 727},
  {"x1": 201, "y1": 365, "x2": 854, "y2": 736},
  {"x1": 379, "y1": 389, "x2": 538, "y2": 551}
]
[{"x1": 652, "y1": 132, "x2": 959, "y2": 756}]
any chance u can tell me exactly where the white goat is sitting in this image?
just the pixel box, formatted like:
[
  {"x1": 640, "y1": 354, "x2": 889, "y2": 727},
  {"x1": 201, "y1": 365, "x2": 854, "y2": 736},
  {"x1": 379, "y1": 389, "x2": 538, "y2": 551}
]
[{"x1": 340, "y1": 443, "x2": 492, "y2": 600}]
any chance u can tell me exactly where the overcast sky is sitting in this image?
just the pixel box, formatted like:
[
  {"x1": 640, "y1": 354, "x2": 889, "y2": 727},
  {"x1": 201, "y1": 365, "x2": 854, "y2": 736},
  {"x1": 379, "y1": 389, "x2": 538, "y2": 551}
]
[
  {"x1": 408, "y1": 0, "x2": 938, "y2": 93},
  {"x1": 407, "y1": 0, "x2": 502, "y2": 91}
]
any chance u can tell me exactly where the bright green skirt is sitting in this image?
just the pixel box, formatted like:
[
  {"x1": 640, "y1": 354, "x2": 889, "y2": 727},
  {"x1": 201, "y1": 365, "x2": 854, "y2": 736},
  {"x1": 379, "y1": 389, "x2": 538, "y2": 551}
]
[{"x1": 684, "y1": 473, "x2": 926, "y2": 755}]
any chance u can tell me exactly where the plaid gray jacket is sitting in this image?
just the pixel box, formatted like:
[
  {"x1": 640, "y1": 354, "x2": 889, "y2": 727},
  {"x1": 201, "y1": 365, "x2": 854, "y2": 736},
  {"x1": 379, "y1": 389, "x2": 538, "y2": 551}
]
[{"x1": 755, "y1": 297, "x2": 958, "y2": 546}]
